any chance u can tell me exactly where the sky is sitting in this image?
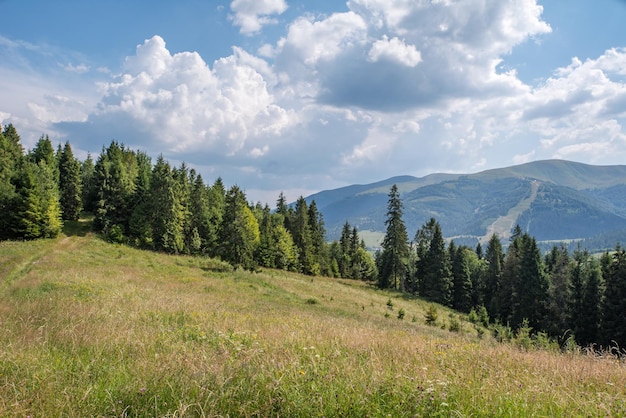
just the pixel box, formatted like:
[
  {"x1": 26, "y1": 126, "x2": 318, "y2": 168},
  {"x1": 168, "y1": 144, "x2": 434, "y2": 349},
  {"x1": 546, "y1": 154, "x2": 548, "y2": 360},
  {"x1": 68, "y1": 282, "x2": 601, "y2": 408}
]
[{"x1": 1, "y1": 0, "x2": 626, "y2": 204}]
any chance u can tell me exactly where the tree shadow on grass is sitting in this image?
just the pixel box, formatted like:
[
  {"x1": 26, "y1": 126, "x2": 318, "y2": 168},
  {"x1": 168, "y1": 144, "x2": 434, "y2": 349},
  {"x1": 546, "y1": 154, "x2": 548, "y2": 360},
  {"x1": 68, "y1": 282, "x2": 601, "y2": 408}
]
[{"x1": 62, "y1": 213, "x2": 94, "y2": 237}]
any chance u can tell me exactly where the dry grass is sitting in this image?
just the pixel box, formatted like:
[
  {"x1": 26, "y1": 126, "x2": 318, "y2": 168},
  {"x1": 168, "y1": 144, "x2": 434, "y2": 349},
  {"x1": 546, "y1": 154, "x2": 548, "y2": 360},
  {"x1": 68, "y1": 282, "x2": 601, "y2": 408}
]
[{"x1": 1, "y1": 229, "x2": 625, "y2": 416}]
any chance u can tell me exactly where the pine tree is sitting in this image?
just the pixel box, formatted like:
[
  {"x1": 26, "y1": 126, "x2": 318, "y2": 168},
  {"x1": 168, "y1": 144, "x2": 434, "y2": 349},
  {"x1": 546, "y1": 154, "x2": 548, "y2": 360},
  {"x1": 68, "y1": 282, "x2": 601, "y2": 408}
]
[
  {"x1": 579, "y1": 257, "x2": 602, "y2": 346},
  {"x1": 339, "y1": 221, "x2": 352, "y2": 278},
  {"x1": 308, "y1": 200, "x2": 328, "y2": 275},
  {"x1": 483, "y1": 234, "x2": 504, "y2": 319},
  {"x1": 149, "y1": 156, "x2": 185, "y2": 253},
  {"x1": 292, "y1": 196, "x2": 318, "y2": 275},
  {"x1": 512, "y1": 234, "x2": 548, "y2": 331},
  {"x1": 93, "y1": 142, "x2": 137, "y2": 235},
  {"x1": 218, "y1": 185, "x2": 260, "y2": 270},
  {"x1": 80, "y1": 154, "x2": 97, "y2": 212},
  {"x1": 601, "y1": 245, "x2": 626, "y2": 348},
  {"x1": 418, "y1": 218, "x2": 452, "y2": 306},
  {"x1": 0, "y1": 125, "x2": 23, "y2": 239},
  {"x1": 377, "y1": 184, "x2": 409, "y2": 290},
  {"x1": 451, "y1": 244, "x2": 473, "y2": 313},
  {"x1": 58, "y1": 141, "x2": 83, "y2": 221},
  {"x1": 544, "y1": 245, "x2": 571, "y2": 337}
]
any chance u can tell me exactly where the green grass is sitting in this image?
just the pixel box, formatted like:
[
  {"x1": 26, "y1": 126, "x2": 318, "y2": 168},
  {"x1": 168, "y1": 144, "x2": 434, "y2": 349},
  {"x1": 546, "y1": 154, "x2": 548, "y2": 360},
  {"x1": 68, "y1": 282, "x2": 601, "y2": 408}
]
[{"x1": 1, "y1": 229, "x2": 625, "y2": 416}]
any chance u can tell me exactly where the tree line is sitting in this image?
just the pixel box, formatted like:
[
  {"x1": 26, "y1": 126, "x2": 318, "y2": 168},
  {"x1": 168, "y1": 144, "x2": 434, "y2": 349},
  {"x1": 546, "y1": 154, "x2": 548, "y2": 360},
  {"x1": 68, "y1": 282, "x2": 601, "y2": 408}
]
[
  {"x1": 377, "y1": 184, "x2": 626, "y2": 350},
  {"x1": 0, "y1": 125, "x2": 377, "y2": 281}
]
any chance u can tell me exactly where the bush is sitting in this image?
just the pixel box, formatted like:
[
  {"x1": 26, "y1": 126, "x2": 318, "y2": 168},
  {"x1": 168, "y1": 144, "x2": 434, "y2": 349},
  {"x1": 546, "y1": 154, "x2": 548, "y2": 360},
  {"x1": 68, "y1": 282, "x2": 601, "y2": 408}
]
[
  {"x1": 424, "y1": 305, "x2": 438, "y2": 326},
  {"x1": 448, "y1": 314, "x2": 461, "y2": 332},
  {"x1": 397, "y1": 308, "x2": 405, "y2": 320}
]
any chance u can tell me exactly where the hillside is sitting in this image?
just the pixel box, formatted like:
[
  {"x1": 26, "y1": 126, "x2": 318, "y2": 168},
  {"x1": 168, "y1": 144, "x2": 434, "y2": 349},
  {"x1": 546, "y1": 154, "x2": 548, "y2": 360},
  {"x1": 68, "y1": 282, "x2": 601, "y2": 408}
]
[
  {"x1": 307, "y1": 160, "x2": 626, "y2": 249},
  {"x1": 1, "y1": 223, "x2": 625, "y2": 416}
]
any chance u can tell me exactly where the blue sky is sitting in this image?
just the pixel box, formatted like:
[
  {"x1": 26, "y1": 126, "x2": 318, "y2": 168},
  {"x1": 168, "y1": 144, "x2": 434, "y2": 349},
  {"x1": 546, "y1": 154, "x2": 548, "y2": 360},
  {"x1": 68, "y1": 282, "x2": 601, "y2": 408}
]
[{"x1": 1, "y1": 0, "x2": 626, "y2": 203}]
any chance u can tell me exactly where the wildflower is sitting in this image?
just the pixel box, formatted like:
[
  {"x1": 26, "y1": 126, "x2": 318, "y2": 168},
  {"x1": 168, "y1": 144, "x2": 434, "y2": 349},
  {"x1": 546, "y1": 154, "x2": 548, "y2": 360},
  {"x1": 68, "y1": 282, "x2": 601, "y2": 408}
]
[{"x1": 299, "y1": 370, "x2": 305, "y2": 375}]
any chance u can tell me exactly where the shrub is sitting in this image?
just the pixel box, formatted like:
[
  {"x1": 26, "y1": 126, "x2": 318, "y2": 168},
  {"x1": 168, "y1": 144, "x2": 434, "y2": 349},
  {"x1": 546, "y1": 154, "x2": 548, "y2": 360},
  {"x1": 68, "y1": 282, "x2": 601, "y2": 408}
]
[
  {"x1": 425, "y1": 305, "x2": 438, "y2": 326},
  {"x1": 397, "y1": 308, "x2": 405, "y2": 320}
]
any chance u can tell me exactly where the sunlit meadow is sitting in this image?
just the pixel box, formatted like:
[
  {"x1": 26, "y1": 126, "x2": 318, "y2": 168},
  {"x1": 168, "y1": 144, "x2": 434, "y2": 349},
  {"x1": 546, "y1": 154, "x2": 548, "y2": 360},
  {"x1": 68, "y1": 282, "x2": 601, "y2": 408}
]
[{"x1": 0, "y1": 220, "x2": 624, "y2": 416}]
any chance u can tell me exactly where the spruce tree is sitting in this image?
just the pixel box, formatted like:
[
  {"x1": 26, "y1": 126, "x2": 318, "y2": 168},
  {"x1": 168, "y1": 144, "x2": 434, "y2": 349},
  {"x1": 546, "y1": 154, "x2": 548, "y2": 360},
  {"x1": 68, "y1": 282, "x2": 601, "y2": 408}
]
[
  {"x1": 544, "y1": 245, "x2": 571, "y2": 337},
  {"x1": 418, "y1": 218, "x2": 452, "y2": 306},
  {"x1": 149, "y1": 156, "x2": 185, "y2": 253},
  {"x1": 601, "y1": 245, "x2": 626, "y2": 348},
  {"x1": 218, "y1": 186, "x2": 260, "y2": 270},
  {"x1": 58, "y1": 141, "x2": 83, "y2": 221},
  {"x1": 377, "y1": 184, "x2": 409, "y2": 290},
  {"x1": 80, "y1": 154, "x2": 97, "y2": 212},
  {"x1": 451, "y1": 244, "x2": 473, "y2": 313},
  {"x1": 483, "y1": 234, "x2": 504, "y2": 319},
  {"x1": 579, "y1": 257, "x2": 602, "y2": 346}
]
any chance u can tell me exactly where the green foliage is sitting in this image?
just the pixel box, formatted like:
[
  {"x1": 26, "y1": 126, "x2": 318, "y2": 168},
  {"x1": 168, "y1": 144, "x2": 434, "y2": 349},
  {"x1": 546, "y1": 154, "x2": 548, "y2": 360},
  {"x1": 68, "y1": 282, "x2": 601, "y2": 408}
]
[
  {"x1": 58, "y1": 141, "x2": 83, "y2": 221},
  {"x1": 601, "y1": 245, "x2": 626, "y2": 348},
  {"x1": 218, "y1": 186, "x2": 260, "y2": 270},
  {"x1": 378, "y1": 184, "x2": 409, "y2": 290},
  {"x1": 397, "y1": 308, "x2": 405, "y2": 320},
  {"x1": 416, "y1": 218, "x2": 452, "y2": 305},
  {"x1": 448, "y1": 314, "x2": 460, "y2": 332},
  {"x1": 424, "y1": 305, "x2": 438, "y2": 326}
]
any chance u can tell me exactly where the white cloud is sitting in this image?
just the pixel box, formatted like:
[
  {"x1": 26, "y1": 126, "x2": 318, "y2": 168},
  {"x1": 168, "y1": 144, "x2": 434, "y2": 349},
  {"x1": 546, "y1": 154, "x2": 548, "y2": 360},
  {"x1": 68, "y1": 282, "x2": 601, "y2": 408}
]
[
  {"x1": 367, "y1": 36, "x2": 421, "y2": 67},
  {"x1": 7, "y1": 1, "x2": 626, "y2": 203},
  {"x1": 67, "y1": 36, "x2": 295, "y2": 160},
  {"x1": 230, "y1": 0, "x2": 288, "y2": 35},
  {"x1": 64, "y1": 63, "x2": 90, "y2": 73}
]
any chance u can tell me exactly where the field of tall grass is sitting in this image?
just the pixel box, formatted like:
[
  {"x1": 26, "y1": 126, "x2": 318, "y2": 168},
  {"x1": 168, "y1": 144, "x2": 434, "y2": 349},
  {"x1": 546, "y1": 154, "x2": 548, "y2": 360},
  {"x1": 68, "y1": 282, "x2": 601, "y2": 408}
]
[{"x1": 1, "y1": 220, "x2": 625, "y2": 416}]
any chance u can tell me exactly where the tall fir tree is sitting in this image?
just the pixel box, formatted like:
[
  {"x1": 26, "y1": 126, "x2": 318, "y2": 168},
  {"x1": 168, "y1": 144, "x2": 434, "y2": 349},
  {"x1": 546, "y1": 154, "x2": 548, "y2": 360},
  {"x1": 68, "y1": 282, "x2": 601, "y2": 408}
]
[
  {"x1": 149, "y1": 156, "x2": 185, "y2": 253},
  {"x1": 377, "y1": 184, "x2": 409, "y2": 290},
  {"x1": 58, "y1": 141, "x2": 83, "y2": 221},
  {"x1": 601, "y1": 245, "x2": 626, "y2": 348},
  {"x1": 218, "y1": 185, "x2": 259, "y2": 270},
  {"x1": 544, "y1": 245, "x2": 572, "y2": 337},
  {"x1": 417, "y1": 218, "x2": 452, "y2": 305},
  {"x1": 451, "y1": 244, "x2": 473, "y2": 312},
  {"x1": 483, "y1": 234, "x2": 504, "y2": 319}
]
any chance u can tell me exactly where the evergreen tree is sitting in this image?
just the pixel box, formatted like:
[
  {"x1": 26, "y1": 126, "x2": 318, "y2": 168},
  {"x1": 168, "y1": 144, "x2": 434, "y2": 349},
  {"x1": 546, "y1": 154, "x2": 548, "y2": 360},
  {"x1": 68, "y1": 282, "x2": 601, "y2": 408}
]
[
  {"x1": 377, "y1": 184, "x2": 409, "y2": 290},
  {"x1": 187, "y1": 172, "x2": 212, "y2": 254},
  {"x1": 80, "y1": 153, "x2": 97, "y2": 212},
  {"x1": 569, "y1": 249, "x2": 602, "y2": 346},
  {"x1": 417, "y1": 218, "x2": 452, "y2": 305},
  {"x1": 218, "y1": 185, "x2": 260, "y2": 270},
  {"x1": 339, "y1": 222, "x2": 352, "y2": 278},
  {"x1": 484, "y1": 234, "x2": 504, "y2": 319},
  {"x1": 511, "y1": 234, "x2": 548, "y2": 330},
  {"x1": 93, "y1": 142, "x2": 137, "y2": 235},
  {"x1": 205, "y1": 177, "x2": 225, "y2": 256},
  {"x1": 58, "y1": 141, "x2": 83, "y2": 221},
  {"x1": 308, "y1": 200, "x2": 328, "y2": 275},
  {"x1": 498, "y1": 236, "x2": 521, "y2": 324},
  {"x1": 568, "y1": 248, "x2": 586, "y2": 343},
  {"x1": 451, "y1": 244, "x2": 473, "y2": 312},
  {"x1": 0, "y1": 125, "x2": 23, "y2": 239},
  {"x1": 149, "y1": 156, "x2": 185, "y2": 253},
  {"x1": 544, "y1": 245, "x2": 571, "y2": 337},
  {"x1": 601, "y1": 245, "x2": 626, "y2": 348},
  {"x1": 292, "y1": 196, "x2": 318, "y2": 275},
  {"x1": 29, "y1": 135, "x2": 57, "y2": 172}
]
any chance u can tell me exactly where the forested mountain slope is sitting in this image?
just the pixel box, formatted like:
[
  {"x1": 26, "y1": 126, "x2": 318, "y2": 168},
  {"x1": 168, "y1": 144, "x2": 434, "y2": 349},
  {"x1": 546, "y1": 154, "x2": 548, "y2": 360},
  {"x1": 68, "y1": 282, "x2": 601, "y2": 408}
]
[{"x1": 306, "y1": 160, "x2": 626, "y2": 250}]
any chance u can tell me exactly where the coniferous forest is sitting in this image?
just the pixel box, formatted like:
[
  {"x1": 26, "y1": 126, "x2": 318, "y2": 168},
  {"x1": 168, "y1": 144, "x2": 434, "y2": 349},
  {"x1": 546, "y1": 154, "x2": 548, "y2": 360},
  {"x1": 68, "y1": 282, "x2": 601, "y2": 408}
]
[{"x1": 1, "y1": 124, "x2": 625, "y2": 351}]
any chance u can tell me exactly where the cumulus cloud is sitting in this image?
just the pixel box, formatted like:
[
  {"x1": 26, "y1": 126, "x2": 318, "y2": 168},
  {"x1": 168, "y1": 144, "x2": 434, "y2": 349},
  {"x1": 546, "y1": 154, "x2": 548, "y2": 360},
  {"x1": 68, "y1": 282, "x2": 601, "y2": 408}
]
[
  {"x1": 9, "y1": 1, "x2": 623, "y2": 201},
  {"x1": 75, "y1": 36, "x2": 294, "y2": 159},
  {"x1": 230, "y1": 0, "x2": 288, "y2": 35},
  {"x1": 367, "y1": 36, "x2": 421, "y2": 67}
]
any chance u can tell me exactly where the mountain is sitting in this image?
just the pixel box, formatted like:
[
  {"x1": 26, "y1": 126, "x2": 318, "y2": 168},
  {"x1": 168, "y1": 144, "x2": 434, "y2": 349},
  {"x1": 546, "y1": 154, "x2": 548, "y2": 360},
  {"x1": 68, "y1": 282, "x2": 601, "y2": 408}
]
[{"x1": 306, "y1": 160, "x2": 626, "y2": 251}]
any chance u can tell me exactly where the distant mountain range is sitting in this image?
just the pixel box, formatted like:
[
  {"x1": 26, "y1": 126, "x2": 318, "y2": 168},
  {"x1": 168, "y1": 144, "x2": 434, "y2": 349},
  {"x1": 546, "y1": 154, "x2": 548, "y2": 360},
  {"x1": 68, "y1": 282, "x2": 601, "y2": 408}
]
[{"x1": 305, "y1": 160, "x2": 626, "y2": 252}]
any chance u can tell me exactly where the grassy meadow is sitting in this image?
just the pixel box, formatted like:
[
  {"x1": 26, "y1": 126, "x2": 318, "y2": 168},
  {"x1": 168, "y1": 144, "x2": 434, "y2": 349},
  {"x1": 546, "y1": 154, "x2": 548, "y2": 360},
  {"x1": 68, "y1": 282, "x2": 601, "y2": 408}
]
[{"x1": 1, "y1": 220, "x2": 625, "y2": 417}]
